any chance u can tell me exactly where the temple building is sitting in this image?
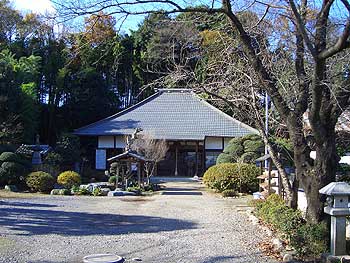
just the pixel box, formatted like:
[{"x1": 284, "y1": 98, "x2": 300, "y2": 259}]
[{"x1": 75, "y1": 89, "x2": 258, "y2": 176}]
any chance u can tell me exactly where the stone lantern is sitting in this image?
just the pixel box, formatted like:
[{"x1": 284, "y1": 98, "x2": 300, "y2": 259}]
[{"x1": 319, "y1": 182, "x2": 350, "y2": 256}]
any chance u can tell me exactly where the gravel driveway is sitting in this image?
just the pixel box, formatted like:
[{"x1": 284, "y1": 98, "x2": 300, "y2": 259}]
[{"x1": 0, "y1": 180, "x2": 276, "y2": 263}]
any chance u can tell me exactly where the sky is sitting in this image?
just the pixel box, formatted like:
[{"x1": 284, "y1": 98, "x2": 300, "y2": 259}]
[
  {"x1": 12, "y1": 0, "x2": 55, "y2": 14},
  {"x1": 10, "y1": 0, "x2": 348, "y2": 34},
  {"x1": 11, "y1": 0, "x2": 144, "y2": 33}
]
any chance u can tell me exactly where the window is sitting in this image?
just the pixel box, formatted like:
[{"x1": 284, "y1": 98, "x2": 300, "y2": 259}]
[{"x1": 205, "y1": 151, "x2": 221, "y2": 168}]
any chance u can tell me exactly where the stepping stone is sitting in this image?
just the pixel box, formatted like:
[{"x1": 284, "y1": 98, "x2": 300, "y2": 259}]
[{"x1": 83, "y1": 254, "x2": 124, "y2": 263}]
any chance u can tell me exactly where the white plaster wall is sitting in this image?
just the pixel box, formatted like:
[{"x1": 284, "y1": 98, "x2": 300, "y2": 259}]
[
  {"x1": 298, "y1": 190, "x2": 307, "y2": 214},
  {"x1": 115, "y1": 135, "x2": 126, "y2": 148},
  {"x1": 98, "y1": 136, "x2": 114, "y2": 148},
  {"x1": 205, "y1": 137, "x2": 223, "y2": 150}
]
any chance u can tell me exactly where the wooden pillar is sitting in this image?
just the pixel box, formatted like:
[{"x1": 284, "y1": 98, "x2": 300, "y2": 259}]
[
  {"x1": 137, "y1": 162, "x2": 141, "y2": 186},
  {"x1": 116, "y1": 163, "x2": 120, "y2": 188},
  {"x1": 203, "y1": 140, "x2": 206, "y2": 171},
  {"x1": 195, "y1": 141, "x2": 199, "y2": 177},
  {"x1": 175, "y1": 143, "x2": 178, "y2": 176}
]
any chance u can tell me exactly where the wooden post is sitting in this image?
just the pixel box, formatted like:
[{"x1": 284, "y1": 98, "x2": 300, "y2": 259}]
[
  {"x1": 175, "y1": 143, "x2": 178, "y2": 176},
  {"x1": 203, "y1": 139, "x2": 206, "y2": 171},
  {"x1": 268, "y1": 159, "x2": 272, "y2": 195},
  {"x1": 116, "y1": 163, "x2": 120, "y2": 188},
  {"x1": 136, "y1": 162, "x2": 140, "y2": 186}
]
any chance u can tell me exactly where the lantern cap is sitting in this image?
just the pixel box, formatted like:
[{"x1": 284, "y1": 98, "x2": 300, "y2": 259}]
[{"x1": 319, "y1": 182, "x2": 350, "y2": 196}]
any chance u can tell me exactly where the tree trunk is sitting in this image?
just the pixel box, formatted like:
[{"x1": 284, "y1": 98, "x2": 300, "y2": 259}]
[{"x1": 298, "y1": 131, "x2": 339, "y2": 222}]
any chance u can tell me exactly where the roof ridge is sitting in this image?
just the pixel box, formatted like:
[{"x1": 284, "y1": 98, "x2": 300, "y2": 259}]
[{"x1": 157, "y1": 88, "x2": 192, "y2": 93}]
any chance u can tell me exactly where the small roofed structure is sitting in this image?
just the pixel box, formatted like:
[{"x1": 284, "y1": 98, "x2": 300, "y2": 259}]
[{"x1": 107, "y1": 150, "x2": 149, "y2": 188}]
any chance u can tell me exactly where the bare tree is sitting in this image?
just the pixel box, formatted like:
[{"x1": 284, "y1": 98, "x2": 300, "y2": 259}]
[
  {"x1": 55, "y1": 0, "x2": 350, "y2": 222},
  {"x1": 131, "y1": 132, "x2": 168, "y2": 183}
]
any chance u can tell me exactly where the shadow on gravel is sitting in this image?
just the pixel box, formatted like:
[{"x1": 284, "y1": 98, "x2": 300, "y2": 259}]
[
  {"x1": 200, "y1": 255, "x2": 246, "y2": 263},
  {"x1": 162, "y1": 191, "x2": 203, "y2": 196},
  {"x1": 163, "y1": 187, "x2": 199, "y2": 191},
  {"x1": 0, "y1": 200, "x2": 58, "y2": 208},
  {"x1": 0, "y1": 207, "x2": 196, "y2": 236}
]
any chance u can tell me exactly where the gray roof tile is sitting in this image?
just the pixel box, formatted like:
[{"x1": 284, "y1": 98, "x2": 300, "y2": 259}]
[{"x1": 75, "y1": 89, "x2": 258, "y2": 140}]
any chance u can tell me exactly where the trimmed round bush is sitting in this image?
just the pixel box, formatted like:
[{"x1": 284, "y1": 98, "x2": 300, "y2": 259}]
[
  {"x1": 0, "y1": 152, "x2": 19, "y2": 162},
  {"x1": 57, "y1": 171, "x2": 81, "y2": 189},
  {"x1": 203, "y1": 163, "x2": 259, "y2": 193},
  {"x1": 0, "y1": 167, "x2": 7, "y2": 185},
  {"x1": 216, "y1": 153, "x2": 235, "y2": 164},
  {"x1": 1, "y1": 161, "x2": 26, "y2": 184},
  {"x1": 240, "y1": 152, "x2": 259, "y2": 163},
  {"x1": 243, "y1": 140, "x2": 264, "y2": 153},
  {"x1": 216, "y1": 134, "x2": 264, "y2": 165},
  {"x1": 26, "y1": 171, "x2": 55, "y2": 193}
]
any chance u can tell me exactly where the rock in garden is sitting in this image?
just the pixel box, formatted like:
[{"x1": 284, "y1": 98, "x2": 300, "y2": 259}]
[
  {"x1": 282, "y1": 253, "x2": 294, "y2": 262},
  {"x1": 272, "y1": 238, "x2": 284, "y2": 252}
]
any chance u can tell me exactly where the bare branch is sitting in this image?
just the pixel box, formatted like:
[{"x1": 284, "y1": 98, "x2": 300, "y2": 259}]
[{"x1": 288, "y1": 0, "x2": 317, "y2": 58}]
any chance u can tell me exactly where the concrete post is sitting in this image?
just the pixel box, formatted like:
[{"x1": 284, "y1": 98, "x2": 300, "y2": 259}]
[
  {"x1": 331, "y1": 216, "x2": 346, "y2": 255},
  {"x1": 319, "y1": 182, "x2": 350, "y2": 257}
]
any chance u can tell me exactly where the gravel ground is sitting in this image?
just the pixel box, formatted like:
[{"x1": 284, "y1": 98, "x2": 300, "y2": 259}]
[{"x1": 0, "y1": 181, "x2": 277, "y2": 263}]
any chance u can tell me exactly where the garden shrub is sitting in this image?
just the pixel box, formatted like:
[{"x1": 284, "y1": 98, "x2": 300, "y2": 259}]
[
  {"x1": 203, "y1": 163, "x2": 259, "y2": 193},
  {"x1": 0, "y1": 152, "x2": 19, "y2": 162},
  {"x1": 252, "y1": 194, "x2": 328, "y2": 259},
  {"x1": 216, "y1": 153, "x2": 235, "y2": 164},
  {"x1": 240, "y1": 152, "x2": 259, "y2": 163},
  {"x1": 92, "y1": 187, "x2": 104, "y2": 196},
  {"x1": 243, "y1": 139, "x2": 264, "y2": 153},
  {"x1": 216, "y1": 135, "x2": 263, "y2": 165},
  {"x1": 1, "y1": 161, "x2": 26, "y2": 185},
  {"x1": 71, "y1": 186, "x2": 91, "y2": 196},
  {"x1": 143, "y1": 183, "x2": 161, "y2": 192},
  {"x1": 0, "y1": 152, "x2": 30, "y2": 186},
  {"x1": 290, "y1": 222, "x2": 328, "y2": 259},
  {"x1": 26, "y1": 171, "x2": 55, "y2": 193},
  {"x1": 108, "y1": 175, "x2": 116, "y2": 184},
  {"x1": 57, "y1": 171, "x2": 81, "y2": 189},
  {"x1": 216, "y1": 134, "x2": 294, "y2": 166}
]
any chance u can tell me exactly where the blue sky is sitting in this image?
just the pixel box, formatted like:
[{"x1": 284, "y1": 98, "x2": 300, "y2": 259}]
[
  {"x1": 11, "y1": 0, "x2": 348, "y2": 34},
  {"x1": 12, "y1": 0, "x2": 55, "y2": 14}
]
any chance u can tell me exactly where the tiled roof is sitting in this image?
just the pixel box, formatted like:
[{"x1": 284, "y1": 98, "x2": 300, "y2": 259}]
[{"x1": 75, "y1": 89, "x2": 258, "y2": 140}]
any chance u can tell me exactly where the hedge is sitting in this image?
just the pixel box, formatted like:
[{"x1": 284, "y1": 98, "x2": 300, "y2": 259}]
[{"x1": 203, "y1": 163, "x2": 259, "y2": 193}]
